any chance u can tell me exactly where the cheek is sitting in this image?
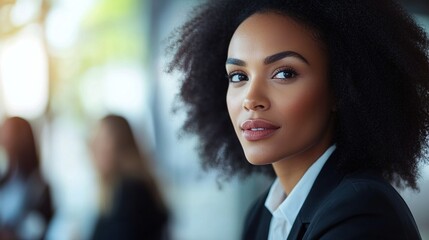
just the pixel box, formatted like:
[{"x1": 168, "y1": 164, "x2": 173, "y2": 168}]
[
  {"x1": 290, "y1": 89, "x2": 323, "y2": 115},
  {"x1": 226, "y1": 90, "x2": 239, "y2": 121},
  {"x1": 284, "y1": 84, "x2": 332, "y2": 132},
  {"x1": 226, "y1": 90, "x2": 244, "y2": 136}
]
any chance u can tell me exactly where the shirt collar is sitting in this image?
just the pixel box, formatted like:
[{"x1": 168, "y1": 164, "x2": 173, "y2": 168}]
[{"x1": 265, "y1": 145, "x2": 336, "y2": 224}]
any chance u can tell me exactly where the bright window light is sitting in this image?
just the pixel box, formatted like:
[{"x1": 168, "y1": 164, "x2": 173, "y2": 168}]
[
  {"x1": 45, "y1": 0, "x2": 96, "y2": 50},
  {"x1": 79, "y1": 62, "x2": 146, "y2": 118},
  {"x1": 10, "y1": 0, "x2": 42, "y2": 26},
  {"x1": 0, "y1": 25, "x2": 49, "y2": 119}
]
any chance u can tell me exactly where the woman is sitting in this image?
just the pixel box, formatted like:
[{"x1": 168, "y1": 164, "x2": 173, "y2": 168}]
[
  {"x1": 90, "y1": 114, "x2": 168, "y2": 240},
  {"x1": 168, "y1": 0, "x2": 429, "y2": 239},
  {"x1": 0, "y1": 117, "x2": 54, "y2": 240}
]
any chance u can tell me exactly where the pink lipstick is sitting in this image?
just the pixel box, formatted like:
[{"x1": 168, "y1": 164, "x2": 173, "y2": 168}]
[{"x1": 240, "y1": 119, "x2": 280, "y2": 141}]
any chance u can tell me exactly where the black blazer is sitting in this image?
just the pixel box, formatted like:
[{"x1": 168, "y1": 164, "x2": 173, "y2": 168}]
[
  {"x1": 91, "y1": 177, "x2": 168, "y2": 240},
  {"x1": 242, "y1": 152, "x2": 422, "y2": 240}
]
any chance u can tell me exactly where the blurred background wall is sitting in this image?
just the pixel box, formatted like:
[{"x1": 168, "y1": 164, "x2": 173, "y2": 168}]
[{"x1": 0, "y1": 0, "x2": 428, "y2": 239}]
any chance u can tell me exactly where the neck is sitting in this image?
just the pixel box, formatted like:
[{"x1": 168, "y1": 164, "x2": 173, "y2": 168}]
[
  {"x1": 272, "y1": 122, "x2": 334, "y2": 195},
  {"x1": 272, "y1": 147, "x2": 327, "y2": 195}
]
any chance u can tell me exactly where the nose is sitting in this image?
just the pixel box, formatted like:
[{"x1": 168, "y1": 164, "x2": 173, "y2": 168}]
[{"x1": 242, "y1": 79, "x2": 270, "y2": 111}]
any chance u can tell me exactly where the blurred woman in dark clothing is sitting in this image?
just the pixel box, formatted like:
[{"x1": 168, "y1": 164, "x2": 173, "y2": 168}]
[
  {"x1": 0, "y1": 117, "x2": 54, "y2": 240},
  {"x1": 90, "y1": 114, "x2": 168, "y2": 240}
]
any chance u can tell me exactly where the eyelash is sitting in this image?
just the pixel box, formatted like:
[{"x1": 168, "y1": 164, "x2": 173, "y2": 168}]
[
  {"x1": 227, "y1": 71, "x2": 248, "y2": 83},
  {"x1": 227, "y1": 67, "x2": 298, "y2": 83},
  {"x1": 272, "y1": 67, "x2": 298, "y2": 80}
]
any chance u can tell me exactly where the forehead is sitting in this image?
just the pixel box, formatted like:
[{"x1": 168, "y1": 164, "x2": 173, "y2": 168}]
[{"x1": 228, "y1": 12, "x2": 326, "y2": 63}]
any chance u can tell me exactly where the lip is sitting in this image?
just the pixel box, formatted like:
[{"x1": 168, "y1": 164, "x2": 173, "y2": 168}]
[{"x1": 240, "y1": 119, "x2": 280, "y2": 141}]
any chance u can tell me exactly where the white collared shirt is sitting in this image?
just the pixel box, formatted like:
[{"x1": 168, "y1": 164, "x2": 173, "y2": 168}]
[{"x1": 265, "y1": 145, "x2": 336, "y2": 240}]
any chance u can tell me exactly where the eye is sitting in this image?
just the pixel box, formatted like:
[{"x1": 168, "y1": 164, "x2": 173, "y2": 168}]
[
  {"x1": 228, "y1": 72, "x2": 248, "y2": 83},
  {"x1": 272, "y1": 68, "x2": 298, "y2": 80}
]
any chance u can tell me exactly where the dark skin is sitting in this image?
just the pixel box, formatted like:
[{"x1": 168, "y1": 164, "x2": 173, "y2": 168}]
[
  {"x1": 168, "y1": 0, "x2": 429, "y2": 190},
  {"x1": 226, "y1": 12, "x2": 335, "y2": 194}
]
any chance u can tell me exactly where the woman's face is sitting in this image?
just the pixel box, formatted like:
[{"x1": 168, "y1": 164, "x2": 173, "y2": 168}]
[
  {"x1": 226, "y1": 12, "x2": 334, "y2": 166},
  {"x1": 91, "y1": 123, "x2": 118, "y2": 177}
]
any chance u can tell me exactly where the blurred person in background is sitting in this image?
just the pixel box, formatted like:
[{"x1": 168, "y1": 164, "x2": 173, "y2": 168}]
[
  {"x1": 89, "y1": 114, "x2": 169, "y2": 240},
  {"x1": 0, "y1": 117, "x2": 54, "y2": 240}
]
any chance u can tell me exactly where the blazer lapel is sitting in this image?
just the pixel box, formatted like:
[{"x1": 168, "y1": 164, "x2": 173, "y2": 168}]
[
  {"x1": 256, "y1": 205, "x2": 272, "y2": 240},
  {"x1": 287, "y1": 151, "x2": 344, "y2": 240}
]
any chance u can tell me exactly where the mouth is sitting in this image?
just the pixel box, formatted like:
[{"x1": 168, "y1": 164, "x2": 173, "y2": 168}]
[{"x1": 240, "y1": 119, "x2": 280, "y2": 141}]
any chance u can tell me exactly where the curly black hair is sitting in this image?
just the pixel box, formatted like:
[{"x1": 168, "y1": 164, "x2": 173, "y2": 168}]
[{"x1": 167, "y1": 0, "x2": 429, "y2": 189}]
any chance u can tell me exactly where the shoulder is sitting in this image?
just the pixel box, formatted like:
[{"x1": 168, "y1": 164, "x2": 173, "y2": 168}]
[
  {"x1": 328, "y1": 171, "x2": 407, "y2": 211},
  {"x1": 101, "y1": 177, "x2": 168, "y2": 239},
  {"x1": 113, "y1": 177, "x2": 153, "y2": 207},
  {"x1": 305, "y1": 170, "x2": 421, "y2": 239},
  {"x1": 242, "y1": 188, "x2": 272, "y2": 240},
  {"x1": 243, "y1": 189, "x2": 269, "y2": 227},
  {"x1": 330, "y1": 171, "x2": 413, "y2": 216}
]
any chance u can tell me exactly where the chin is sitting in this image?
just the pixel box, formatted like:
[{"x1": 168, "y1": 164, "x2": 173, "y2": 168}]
[{"x1": 244, "y1": 152, "x2": 275, "y2": 166}]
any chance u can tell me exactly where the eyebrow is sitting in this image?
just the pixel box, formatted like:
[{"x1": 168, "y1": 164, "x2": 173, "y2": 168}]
[
  {"x1": 225, "y1": 58, "x2": 246, "y2": 66},
  {"x1": 226, "y1": 50, "x2": 309, "y2": 66},
  {"x1": 264, "y1": 51, "x2": 309, "y2": 65}
]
